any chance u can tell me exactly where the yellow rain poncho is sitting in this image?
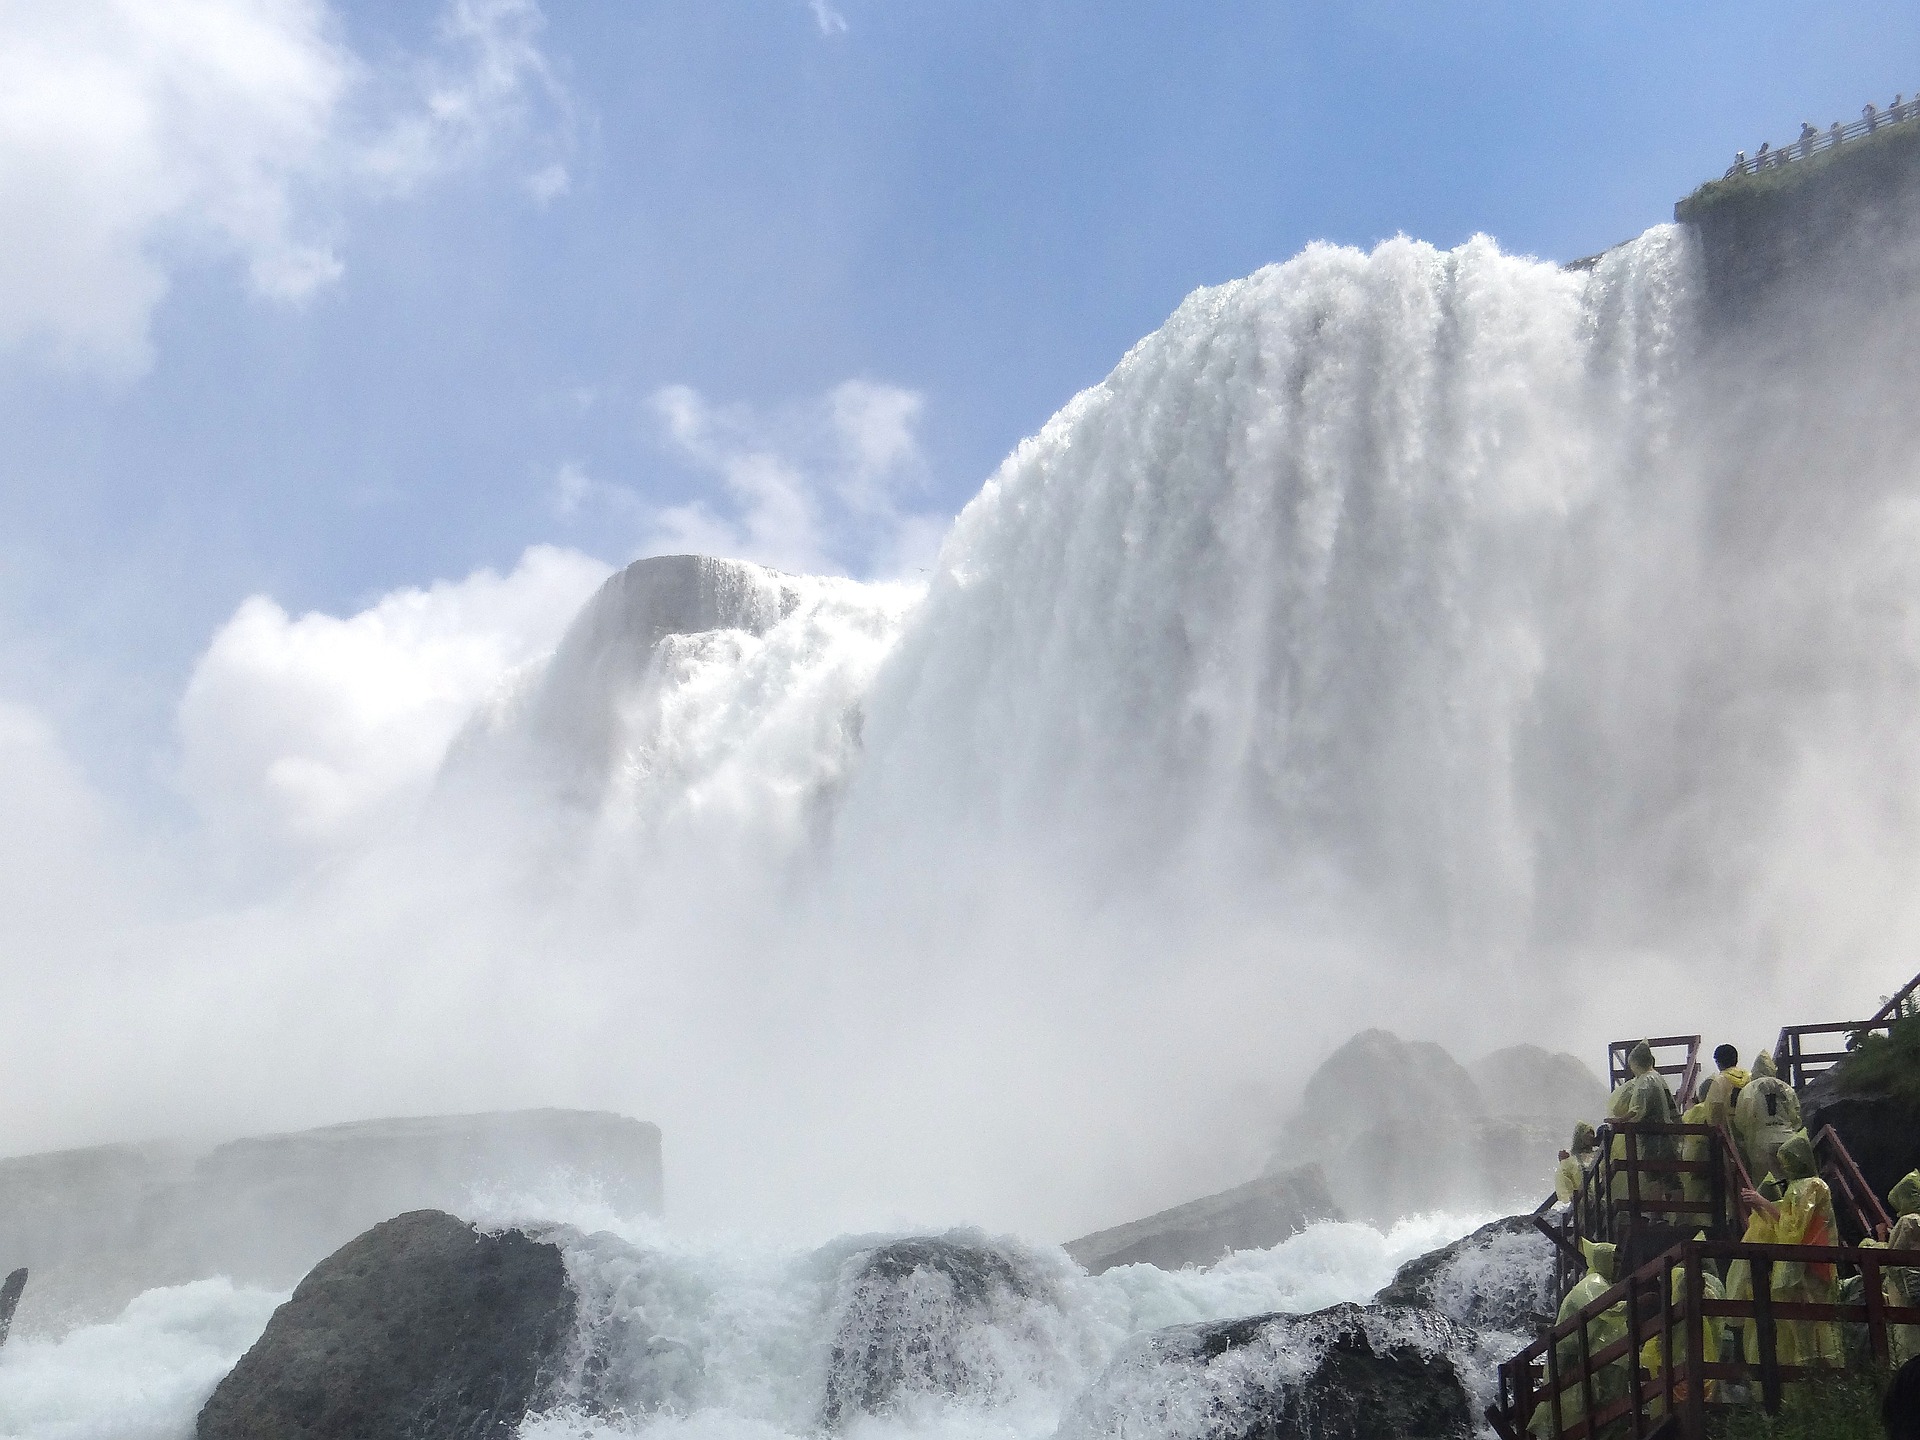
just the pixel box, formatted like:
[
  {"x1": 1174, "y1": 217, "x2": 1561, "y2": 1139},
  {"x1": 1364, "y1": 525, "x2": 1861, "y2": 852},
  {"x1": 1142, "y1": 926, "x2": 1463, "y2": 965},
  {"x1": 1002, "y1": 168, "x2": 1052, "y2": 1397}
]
[
  {"x1": 1885, "y1": 1213, "x2": 1920, "y2": 1369},
  {"x1": 1640, "y1": 1255, "x2": 1724, "y2": 1408},
  {"x1": 1530, "y1": 1241, "x2": 1629, "y2": 1438},
  {"x1": 1555, "y1": 1122, "x2": 1599, "y2": 1204},
  {"x1": 1727, "y1": 1131, "x2": 1841, "y2": 1371},
  {"x1": 1609, "y1": 1042, "x2": 1679, "y2": 1205},
  {"x1": 1679, "y1": 1098, "x2": 1714, "y2": 1209},
  {"x1": 1703, "y1": 1066, "x2": 1749, "y2": 1130},
  {"x1": 1734, "y1": 1069, "x2": 1800, "y2": 1189},
  {"x1": 1891, "y1": 1170, "x2": 1920, "y2": 1218}
]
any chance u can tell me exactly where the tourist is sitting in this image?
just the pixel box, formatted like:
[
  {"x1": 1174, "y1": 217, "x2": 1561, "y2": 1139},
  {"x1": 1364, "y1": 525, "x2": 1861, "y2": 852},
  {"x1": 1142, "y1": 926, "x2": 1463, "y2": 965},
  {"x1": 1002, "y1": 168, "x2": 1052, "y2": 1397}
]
[
  {"x1": 1735, "y1": 1051, "x2": 1800, "y2": 1185},
  {"x1": 1703, "y1": 1044, "x2": 1749, "y2": 1130},
  {"x1": 1733, "y1": 1132, "x2": 1842, "y2": 1371},
  {"x1": 1555, "y1": 1121, "x2": 1598, "y2": 1204},
  {"x1": 1529, "y1": 1241, "x2": 1628, "y2": 1438},
  {"x1": 1608, "y1": 1041, "x2": 1680, "y2": 1210}
]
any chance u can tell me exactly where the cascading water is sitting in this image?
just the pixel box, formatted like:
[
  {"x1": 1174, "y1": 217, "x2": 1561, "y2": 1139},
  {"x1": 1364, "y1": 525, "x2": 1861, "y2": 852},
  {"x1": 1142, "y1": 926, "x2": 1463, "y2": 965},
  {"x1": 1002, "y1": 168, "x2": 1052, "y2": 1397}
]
[{"x1": 9, "y1": 211, "x2": 1920, "y2": 1438}]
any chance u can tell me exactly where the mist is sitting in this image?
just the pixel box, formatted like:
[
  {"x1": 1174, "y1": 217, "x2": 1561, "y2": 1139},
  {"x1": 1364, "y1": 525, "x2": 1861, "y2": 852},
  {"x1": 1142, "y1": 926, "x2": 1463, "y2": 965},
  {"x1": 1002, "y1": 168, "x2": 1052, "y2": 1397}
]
[{"x1": 4, "y1": 215, "x2": 1919, "y2": 1251}]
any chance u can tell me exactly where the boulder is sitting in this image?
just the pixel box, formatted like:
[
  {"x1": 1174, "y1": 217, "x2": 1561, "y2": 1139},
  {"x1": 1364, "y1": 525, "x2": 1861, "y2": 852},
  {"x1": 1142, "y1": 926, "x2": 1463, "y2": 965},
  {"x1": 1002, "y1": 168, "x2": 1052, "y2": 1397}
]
[
  {"x1": 1064, "y1": 1166, "x2": 1342, "y2": 1275},
  {"x1": 1060, "y1": 1302, "x2": 1474, "y2": 1440},
  {"x1": 1803, "y1": 1076, "x2": 1920, "y2": 1218},
  {"x1": 1374, "y1": 1215, "x2": 1556, "y2": 1338},
  {"x1": 196, "y1": 1210, "x2": 574, "y2": 1440},
  {"x1": 821, "y1": 1235, "x2": 1057, "y2": 1425}
]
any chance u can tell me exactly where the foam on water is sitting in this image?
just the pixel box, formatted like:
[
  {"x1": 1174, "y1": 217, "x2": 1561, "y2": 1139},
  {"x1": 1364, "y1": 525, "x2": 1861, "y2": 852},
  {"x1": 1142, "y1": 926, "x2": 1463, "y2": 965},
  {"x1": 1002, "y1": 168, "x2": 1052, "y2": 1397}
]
[{"x1": 0, "y1": 1280, "x2": 283, "y2": 1440}]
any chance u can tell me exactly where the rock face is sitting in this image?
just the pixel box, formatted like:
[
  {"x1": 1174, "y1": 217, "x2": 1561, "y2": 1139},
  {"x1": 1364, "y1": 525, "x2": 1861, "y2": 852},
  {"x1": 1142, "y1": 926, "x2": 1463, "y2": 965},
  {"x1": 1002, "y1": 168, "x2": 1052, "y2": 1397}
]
[
  {"x1": 1374, "y1": 1215, "x2": 1556, "y2": 1338},
  {"x1": 1676, "y1": 120, "x2": 1920, "y2": 332},
  {"x1": 1803, "y1": 1075, "x2": 1920, "y2": 1227},
  {"x1": 1269, "y1": 1030, "x2": 1600, "y2": 1222},
  {"x1": 197, "y1": 1210, "x2": 574, "y2": 1440},
  {"x1": 1060, "y1": 1302, "x2": 1474, "y2": 1440},
  {"x1": 0, "y1": 1109, "x2": 661, "y2": 1333},
  {"x1": 822, "y1": 1236, "x2": 1056, "y2": 1425},
  {"x1": 1064, "y1": 1167, "x2": 1343, "y2": 1274}
]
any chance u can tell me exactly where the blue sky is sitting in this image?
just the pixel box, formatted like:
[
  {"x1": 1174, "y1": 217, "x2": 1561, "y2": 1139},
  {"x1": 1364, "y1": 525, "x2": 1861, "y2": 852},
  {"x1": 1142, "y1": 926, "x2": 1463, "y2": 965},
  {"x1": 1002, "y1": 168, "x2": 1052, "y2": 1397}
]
[{"x1": 3, "y1": 0, "x2": 1919, "y2": 808}]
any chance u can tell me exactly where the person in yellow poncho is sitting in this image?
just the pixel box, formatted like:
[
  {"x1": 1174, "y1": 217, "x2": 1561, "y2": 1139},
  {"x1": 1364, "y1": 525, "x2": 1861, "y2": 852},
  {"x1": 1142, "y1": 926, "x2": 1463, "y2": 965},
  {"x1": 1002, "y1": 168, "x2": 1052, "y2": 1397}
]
[
  {"x1": 1530, "y1": 1240, "x2": 1629, "y2": 1438},
  {"x1": 1892, "y1": 1170, "x2": 1920, "y2": 1221},
  {"x1": 1639, "y1": 1245, "x2": 1724, "y2": 1410},
  {"x1": 1678, "y1": 1092, "x2": 1715, "y2": 1210},
  {"x1": 1884, "y1": 1212, "x2": 1920, "y2": 1369},
  {"x1": 1734, "y1": 1051, "x2": 1800, "y2": 1192},
  {"x1": 1555, "y1": 1121, "x2": 1599, "y2": 1204},
  {"x1": 1728, "y1": 1131, "x2": 1842, "y2": 1372},
  {"x1": 1609, "y1": 1041, "x2": 1679, "y2": 1210},
  {"x1": 1702, "y1": 1044, "x2": 1749, "y2": 1131}
]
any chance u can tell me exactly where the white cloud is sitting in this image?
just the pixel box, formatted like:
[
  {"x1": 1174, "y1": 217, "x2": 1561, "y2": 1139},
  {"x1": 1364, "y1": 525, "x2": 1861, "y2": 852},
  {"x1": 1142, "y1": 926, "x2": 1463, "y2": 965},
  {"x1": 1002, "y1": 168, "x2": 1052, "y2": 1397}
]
[
  {"x1": 0, "y1": 0, "x2": 567, "y2": 377},
  {"x1": 359, "y1": 0, "x2": 566, "y2": 194},
  {"x1": 809, "y1": 0, "x2": 850, "y2": 36},
  {"x1": 639, "y1": 380, "x2": 949, "y2": 579},
  {"x1": 177, "y1": 544, "x2": 609, "y2": 853}
]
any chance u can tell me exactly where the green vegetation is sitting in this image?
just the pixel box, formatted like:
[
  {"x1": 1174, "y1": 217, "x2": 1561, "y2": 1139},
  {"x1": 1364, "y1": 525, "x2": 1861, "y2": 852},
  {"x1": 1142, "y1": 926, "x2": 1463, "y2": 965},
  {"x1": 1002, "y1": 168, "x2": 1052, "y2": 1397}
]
[
  {"x1": 1706, "y1": 1372, "x2": 1886, "y2": 1440},
  {"x1": 1676, "y1": 119, "x2": 1920, "y2": 222},
  {"x1": 1834, "y1": 1012, "x2": 1920, "y2": 1110}
]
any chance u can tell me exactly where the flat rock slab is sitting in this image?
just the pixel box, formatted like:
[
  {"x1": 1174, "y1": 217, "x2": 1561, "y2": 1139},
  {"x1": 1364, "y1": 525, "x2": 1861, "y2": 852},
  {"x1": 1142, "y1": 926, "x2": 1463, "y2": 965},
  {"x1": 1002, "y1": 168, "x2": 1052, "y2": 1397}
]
[
  {"x1": 197, "y1": 1209, "x2": 574, "y2": 1440},
  {"x1": 1064, "y1": 1166, "x2": 1342, "y2": 1274}
]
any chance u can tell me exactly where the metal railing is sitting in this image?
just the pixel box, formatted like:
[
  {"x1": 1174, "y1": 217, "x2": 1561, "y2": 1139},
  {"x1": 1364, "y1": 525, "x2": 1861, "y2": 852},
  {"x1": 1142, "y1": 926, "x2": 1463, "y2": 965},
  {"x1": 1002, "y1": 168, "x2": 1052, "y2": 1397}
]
[
  {"x1": 1724, "y1": 98, "x2": 1920, "y2": 179},
  {"x1": 1490, "y1": 1238, "x2": 1920, "y2": 1440},
  {"x1": 1608, "y1": 1036, "x2": 1702, "y2": 1109}
]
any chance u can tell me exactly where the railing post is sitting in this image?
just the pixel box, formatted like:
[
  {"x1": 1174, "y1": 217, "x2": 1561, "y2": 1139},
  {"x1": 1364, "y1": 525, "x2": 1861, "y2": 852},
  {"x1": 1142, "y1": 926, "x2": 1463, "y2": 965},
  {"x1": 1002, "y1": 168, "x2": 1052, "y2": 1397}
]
[
  {"x1": 1660, "y1": 1263, "x2": 1675, "y2": 1423},
  {"x1": 1628, "y1": 1126, "x2": 1642, "y2": 1234},
  {"x1": 1865, "y1": 1253, "x2": 1890, "y2": 1367},
  {"x1": 1578, "y1": 1297, "x2": 1598, "y2": 1440},
  {"x1": 1754, "y1": 1255, "x2": 1782, "y2": 1415},
  {"x1": 1684, "y1": 1248, "x2": 1705, "y2": 1440},
  {"x1": 1625, "y1": 1271, "x2": 1647, "y2": 1440},
  {"x1": 1548, "y1": 1317, "x2": 1566, "y2": 1440}
]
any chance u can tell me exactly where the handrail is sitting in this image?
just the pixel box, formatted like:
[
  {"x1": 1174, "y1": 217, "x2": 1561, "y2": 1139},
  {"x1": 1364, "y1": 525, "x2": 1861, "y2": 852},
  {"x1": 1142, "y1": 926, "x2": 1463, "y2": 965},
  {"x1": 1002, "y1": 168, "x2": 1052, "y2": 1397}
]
[
  {"x1": 1772, "y1": 967, "x2": 1920, "y2": 1090},
  {"x1": 1722, "y1": 99, "x2": 1920, "y2": 180},
  {"x1": 1562, "y1": 1121, "x2": 1746, "y2": 1304},
  {"x1": 1492, "y1": 1238, "x2": 1920, "y2": 1440},
  {"x1": 1813, "y1": 1123, "x2": 1893, "y2": 1241}
]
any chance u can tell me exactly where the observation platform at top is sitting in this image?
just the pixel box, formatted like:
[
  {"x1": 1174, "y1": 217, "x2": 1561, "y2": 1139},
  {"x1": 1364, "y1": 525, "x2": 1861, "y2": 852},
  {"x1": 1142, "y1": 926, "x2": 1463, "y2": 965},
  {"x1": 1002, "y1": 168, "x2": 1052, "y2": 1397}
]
[{"x1": 1675, "y1": 90, "x2": 1920, "y2": 225}]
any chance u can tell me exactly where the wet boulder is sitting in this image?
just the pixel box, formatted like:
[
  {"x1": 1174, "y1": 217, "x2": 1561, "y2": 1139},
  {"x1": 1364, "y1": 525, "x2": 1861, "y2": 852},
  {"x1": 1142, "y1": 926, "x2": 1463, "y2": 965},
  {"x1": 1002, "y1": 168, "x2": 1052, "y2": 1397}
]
[
  {"x1": 1373, "y1": 1214, "x2": 1555, "y2": 1338},
  {"x1": 1061, "y1": 1302, "x2": 1474, "y2": 1440},
  {"x1": 821, "y1": 1234, "x2": 1059, "y2": 1424},
  {"x1": 197, "y1": 1209, "x2": 574, "y2": 1440}
]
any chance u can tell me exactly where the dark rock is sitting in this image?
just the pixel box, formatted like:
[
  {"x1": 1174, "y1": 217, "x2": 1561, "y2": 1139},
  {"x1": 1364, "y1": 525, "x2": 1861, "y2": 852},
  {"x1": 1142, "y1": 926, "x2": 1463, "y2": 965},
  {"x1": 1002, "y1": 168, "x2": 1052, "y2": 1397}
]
[
  {"x1": 196, "y1": 1210, "x2": 574, "y2": 1440},
  {"x1": 821, "y1": 1236, "x2": 1053, "y2": 1425},
  {"x1": 1064, "y1": 1167, "x2": 1343, "y2": 1275},
  {"x1": 1374, "y1": 1215, "x2": 1555, "y2": 1336},
  {"x1": 1804, "y1": 1079, "x2": 1920, "y2": 1221},
  {"x1": 1676, "y1": 121, "x2": 1920, "y2": 334},
  {"x1": 1061, "y1": 1302, "x2": 1474, "y2": 1440}
]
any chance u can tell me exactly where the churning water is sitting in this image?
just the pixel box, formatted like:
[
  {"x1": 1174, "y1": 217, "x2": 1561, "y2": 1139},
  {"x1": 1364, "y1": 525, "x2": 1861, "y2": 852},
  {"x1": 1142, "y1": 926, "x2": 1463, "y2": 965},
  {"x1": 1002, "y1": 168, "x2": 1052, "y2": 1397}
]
[{"x1": 0, "y1": 1206, "x2": 1519, "y2": 1440}]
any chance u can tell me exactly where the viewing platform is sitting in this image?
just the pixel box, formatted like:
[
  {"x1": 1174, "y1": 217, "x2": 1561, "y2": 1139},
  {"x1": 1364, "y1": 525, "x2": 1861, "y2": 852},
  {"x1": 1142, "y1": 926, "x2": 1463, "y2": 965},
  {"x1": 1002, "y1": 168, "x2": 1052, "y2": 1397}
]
[{"x1": 1489, "y1": 970, "x2": 1920, "y2": 1440}]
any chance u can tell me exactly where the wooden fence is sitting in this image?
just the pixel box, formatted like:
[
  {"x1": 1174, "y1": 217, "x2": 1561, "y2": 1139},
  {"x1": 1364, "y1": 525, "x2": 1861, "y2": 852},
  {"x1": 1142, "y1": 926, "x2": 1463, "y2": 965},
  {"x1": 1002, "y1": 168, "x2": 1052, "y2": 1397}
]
[{"x1": 1490, "y1": 1238, "x2": 1920, "y2": 1440}]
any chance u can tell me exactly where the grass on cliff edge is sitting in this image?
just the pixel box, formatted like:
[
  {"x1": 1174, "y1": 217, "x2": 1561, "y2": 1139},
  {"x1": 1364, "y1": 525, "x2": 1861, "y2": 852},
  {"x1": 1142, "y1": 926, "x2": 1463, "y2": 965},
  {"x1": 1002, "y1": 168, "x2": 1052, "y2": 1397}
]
[
  {"x1": 1675, "y1": 118, "x2": 1920, "y2": 222},
  {"x1": 1707, "y1": 1372, "x2": 1885, "y2": 1440},
  {"x1": 1834, "y1": 1012, "x2": 1920, "y2": 1110}
]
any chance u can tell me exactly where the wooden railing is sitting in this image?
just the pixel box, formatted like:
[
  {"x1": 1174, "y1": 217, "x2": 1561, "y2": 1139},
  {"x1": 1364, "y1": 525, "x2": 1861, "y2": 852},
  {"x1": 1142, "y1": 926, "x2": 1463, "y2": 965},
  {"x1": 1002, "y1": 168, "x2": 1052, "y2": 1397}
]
[
  {"x1": 1774, "y1": 968, "x2": 1920, "y2": 1091},
  {"x1": 1489, "y1": 1238, "x2": 1920, "y2": 1440},
  {"x1": 1814, "y1": 1124, "x2": 1894, "y2": 1244},
  {"x1": 1607, "y1": 1036, "x2": 1702, "y2": 1108}
]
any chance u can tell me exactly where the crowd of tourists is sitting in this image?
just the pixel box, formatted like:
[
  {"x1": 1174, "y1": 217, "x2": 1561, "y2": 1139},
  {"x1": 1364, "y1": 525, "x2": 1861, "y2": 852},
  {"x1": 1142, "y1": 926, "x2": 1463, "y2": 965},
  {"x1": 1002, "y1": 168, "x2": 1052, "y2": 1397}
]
[
  {"x1": 1530, "y1": 1040, "x2": 1920, "y2": 1434},
  {"x1": 1727, "y1": 93, "x2": 1920, "y2": 177}
]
